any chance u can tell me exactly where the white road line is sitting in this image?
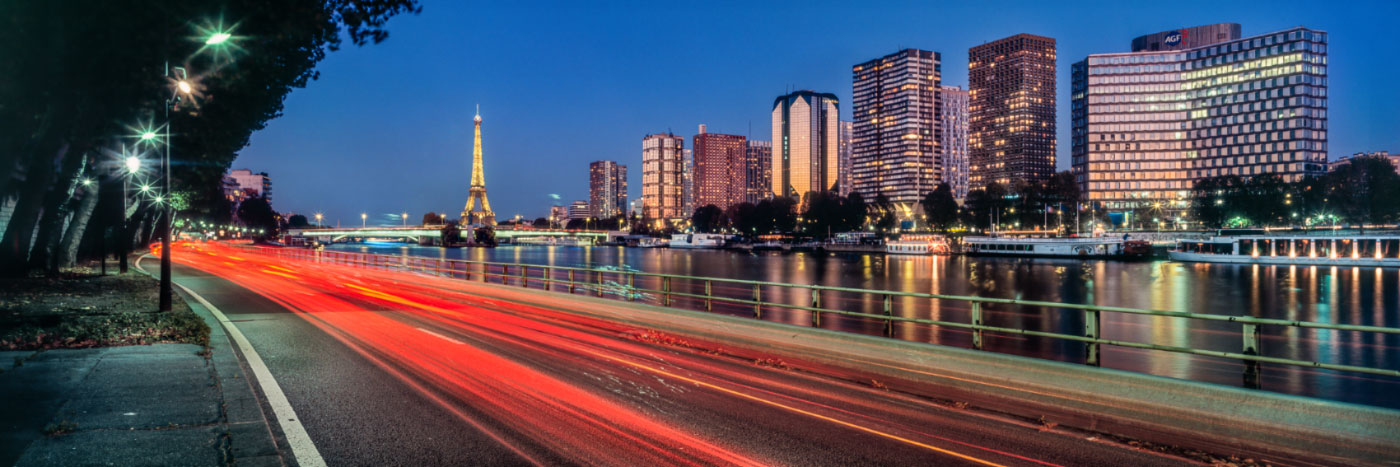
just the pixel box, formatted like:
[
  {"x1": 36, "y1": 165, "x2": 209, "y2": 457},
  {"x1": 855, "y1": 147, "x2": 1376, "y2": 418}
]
[
  {"x1": 138, "y1": 256, "x2": 327, "y2": 467},
  {"x1": 418, "y1": 327, "x2": 466, "y2": 345}
]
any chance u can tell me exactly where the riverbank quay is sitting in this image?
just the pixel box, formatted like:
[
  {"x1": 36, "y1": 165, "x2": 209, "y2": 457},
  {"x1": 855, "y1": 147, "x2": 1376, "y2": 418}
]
[
  {"x1": 443, "y1": 277, "x2": 1400, "y2": 466},
  {"x1": 0, "y1": 262, "x2": 284, "y2": 466}
]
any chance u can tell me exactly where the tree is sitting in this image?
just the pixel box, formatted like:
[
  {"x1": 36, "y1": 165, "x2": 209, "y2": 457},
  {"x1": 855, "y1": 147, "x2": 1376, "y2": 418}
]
[
  {"x1": 922, "y1": 183, "x2": 959, "y2": 232},
  {"x1": 288, "y1": 214, "x2": 310, "y2": 228},
  {"x1": 0, "y1": 0, "x2": 421, "y2": 274},
  {"x1": 235, "y1": 196, "x2": 278, "y2": 241},
  {"x1": 532, "y1": 217, "x2": 549, "y2": 228},
  {"x1": 725, "y1": 202, "x2": 759, "y2": 238},
  {"x1": 440, "y1": 222, "x2": 462, "y2": 244},
  {"x1": 691, "y1": 205, "x2": 724, "y2": 233},
  {"x1": 565, "y1": 218, "x2": 586, "y2": 230},
  {"x1": 870, "y1": 193, "x2": 897, "y2": 234},
  {"x1": 1327, "y1": 155, "x2": 1400, "y2": 227},
  {"x1": 844, "y1": 192, "x2": 868, "y2": 232},
  {"x1": 421, "y1": 212, "x2": 441, "y2": 225},
  {"x1": 473, "y1": 226, "x2": 497, "y2": 247}
]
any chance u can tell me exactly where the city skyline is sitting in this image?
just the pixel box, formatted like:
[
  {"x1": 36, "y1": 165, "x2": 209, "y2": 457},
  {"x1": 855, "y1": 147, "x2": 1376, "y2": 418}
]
[{"x1": 230, "y1": 1, "x2": 1399, "y2": 223}]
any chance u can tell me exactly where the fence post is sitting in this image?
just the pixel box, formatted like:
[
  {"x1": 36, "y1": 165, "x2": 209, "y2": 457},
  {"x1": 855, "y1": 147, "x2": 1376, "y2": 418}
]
[
  {"x1": 596, "y1": 270, "x2": 603, "y2": 297},
  {"x1": 1242, "y1": 323, "x2": 1261, "y2": 389},
  {"x1": 971, "y1": 302, "x2": 984, "y2": 351},
  {"x1": 883, "y1": 294, "x2": 893, "y2": 337},
  {"x1": 568, "y1": 269, "x2": 576, "y2": 293},
  {"x1": 663, "y1": 276, "x2": 671, "y2": 306},
  {"x1": 520, "y1": 265, "x2": 528, "y2": 287},
  {"x1": 1084, "y1": 309, "x2": 1101, "y2": 366},
  {"x1": 543, "y1": 267, "x2": 550, "y2": 291},
  {"x1": 628, "y1": 273, "x2": 635, "y2": 301},
  {"x1": 810, "y1": 288, "x2": 822, "y2": 327},
  {"x1": 752, "y1": 283, "x2": 761, "y2": 317},
  {"x1": 704, "y1": 280, "x2": 712, "y2": 311}
]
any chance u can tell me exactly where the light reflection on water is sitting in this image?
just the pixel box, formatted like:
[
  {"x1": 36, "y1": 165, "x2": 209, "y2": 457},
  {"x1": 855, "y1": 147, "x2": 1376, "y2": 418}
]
[{"x1": 331, "y1": 243, "x2": 1400, "y2": 409}]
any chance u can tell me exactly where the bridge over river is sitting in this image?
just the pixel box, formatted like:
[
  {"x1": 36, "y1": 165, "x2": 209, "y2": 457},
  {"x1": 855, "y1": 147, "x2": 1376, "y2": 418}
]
[{"x1": 287, "y1": 226, "x2": 612, "y2": 244}]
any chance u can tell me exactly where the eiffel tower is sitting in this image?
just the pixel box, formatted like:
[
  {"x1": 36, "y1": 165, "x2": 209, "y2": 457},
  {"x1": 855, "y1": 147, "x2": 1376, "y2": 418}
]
[{"x1": 461, "y1": 107, "x2": 495, "y2": 225}]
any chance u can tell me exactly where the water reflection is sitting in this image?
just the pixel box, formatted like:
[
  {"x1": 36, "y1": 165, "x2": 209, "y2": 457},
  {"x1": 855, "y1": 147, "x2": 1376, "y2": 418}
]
[{"x1": 329, "y1": 243, "x2": 1400, "y2": 409}]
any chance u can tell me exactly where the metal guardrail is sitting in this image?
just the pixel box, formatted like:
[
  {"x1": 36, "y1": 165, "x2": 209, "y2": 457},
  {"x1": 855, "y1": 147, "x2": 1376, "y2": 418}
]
[{"x1": 261, "y1": 246, "x2": 1400, "y2": 388}]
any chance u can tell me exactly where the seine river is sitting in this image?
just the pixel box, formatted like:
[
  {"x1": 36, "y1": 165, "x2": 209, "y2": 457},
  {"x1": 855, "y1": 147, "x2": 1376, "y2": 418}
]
[{"x1": 327, "y1": 242, "x2": 1400, "y2": 409}]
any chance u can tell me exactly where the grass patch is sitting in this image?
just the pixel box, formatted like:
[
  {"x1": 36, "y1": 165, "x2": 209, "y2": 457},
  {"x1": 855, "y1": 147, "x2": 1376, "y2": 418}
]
[{"x1": 0, "y1": 265, "x2": 209, "y2": 350}]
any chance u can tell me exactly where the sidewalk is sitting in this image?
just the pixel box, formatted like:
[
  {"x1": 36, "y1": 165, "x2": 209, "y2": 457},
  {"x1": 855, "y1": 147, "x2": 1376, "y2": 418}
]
[{"x1": 0, "y1": 286, "x2": 286, "y2": 466}]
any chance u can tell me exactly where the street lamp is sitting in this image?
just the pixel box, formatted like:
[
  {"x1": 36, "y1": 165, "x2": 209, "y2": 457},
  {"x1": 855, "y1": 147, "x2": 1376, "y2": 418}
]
[
  {"x1": 361, "y1": 212, "x2": 367, "y2": 228},
  {"x1": 314, "y1": 213, "x2": 323, "y2": 227},
  {"x1": 402, "y1": 212, "x2": 408, "y2": 227}
]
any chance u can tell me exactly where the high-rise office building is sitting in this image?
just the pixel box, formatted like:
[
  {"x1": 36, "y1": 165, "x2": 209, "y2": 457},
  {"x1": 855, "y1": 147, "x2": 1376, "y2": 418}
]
[
  {"x1": 745, "y1": 140, "x2": 773, "y2": 205},
  {"x1": 642, "y1": 133, "x2": 685, "y2": 221},
  {"x1": 692, "y1": 124, "x2": 748, "y2": 211},
  {"x1": 838, "y1": 121, "x2": 853, "y2": 196},
  {"x1": 940, "y1": 85, "x2": 971, "y2": 199},
  {"x1": 851, "y1": 49, "x2": 942, "y2": 206},
  {"x1": 681, "y1": 148, "x2": 694, "y2": 216},
  {"x1": 589, "y1": 160, "x2": 627, "y2": 219},
  {"x1": 969, "y1": 34, "x2": 1057, "y2": 189},
  {"x1": 1071, "y1": 24, "x2": 1329, "y2": 210},
  {"x1": 771, "y1": 90, "x2": 840, "y2": 198},
  {"x1": 567, "y1": 200, "x2": 591, "y2": 220}
]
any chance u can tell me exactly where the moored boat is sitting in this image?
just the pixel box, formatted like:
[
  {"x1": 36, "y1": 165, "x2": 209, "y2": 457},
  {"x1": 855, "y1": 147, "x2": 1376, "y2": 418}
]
[
  {"x1": 1169, "y1": 235, "x2": 1400, "y2": 267},
  {"x1": 964, "y1": 236, "x2": 1151, "y2": 258},
  {"x1": 669, "y1": 233, "x2": 730, "y2": 249},
  {"x1": 885, "y1": 235, "x2": 950, "y2": 255}
]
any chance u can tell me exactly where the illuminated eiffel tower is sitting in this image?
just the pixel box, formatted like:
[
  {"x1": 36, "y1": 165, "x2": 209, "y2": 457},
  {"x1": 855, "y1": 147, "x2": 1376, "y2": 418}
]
[{"x1": 461, "y1": 107, "x2": 495, "y2": 225}]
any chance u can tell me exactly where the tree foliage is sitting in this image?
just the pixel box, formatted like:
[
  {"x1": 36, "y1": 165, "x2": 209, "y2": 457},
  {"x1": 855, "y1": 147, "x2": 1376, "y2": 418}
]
[
  {"x1": 922, "y1": 183, "x2": 959, "y2": 232},
  {"x1": 1190, "y1": 156, "x2": 1400, "y2": 228},
  {"x1": 235, "y1": 196, "x2": 278, "y2": 240},
  {"x1": 690, "y1": 205, "x2": 724, "y2": 233},
  {"x1": 0, "y1": 0, "x2": 420, "y2": 274}
]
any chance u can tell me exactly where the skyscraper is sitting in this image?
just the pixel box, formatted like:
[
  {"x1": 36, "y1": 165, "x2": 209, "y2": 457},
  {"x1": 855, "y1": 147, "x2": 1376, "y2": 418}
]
[
  {"x1": 771, "y1": 90, "x2": 840, "y2": 198},
  {"x1": 1071, "y1": 24, "x2": 1329, "y2": 210},
  {"x1": 692, "y1": 124, "x2": 748, "y2": 211},
  {"x1": 851, "y1": 49, "x2": 942, "y2": 208},
  {"x1": 642, "y1": 133, "x2": 685, "y2": 222},
  {"x1": 969, "y1": 34, "x2": 1057, "y2": 189},
  {"x1": 745, "y1": 140, "x2": 773, "y2": 204},
  {"x1": 589, "y1": 160, "x2": 627, "y2": 219},
  {"x1": 837, "y1": 121, "x2": 853, "y2": 196},
  {"x1": 681, "y1": 148, "x2": 694, "y2": 217},
  {"x1": 940, "y1": 85, "x2": 970, "y2": 199}
]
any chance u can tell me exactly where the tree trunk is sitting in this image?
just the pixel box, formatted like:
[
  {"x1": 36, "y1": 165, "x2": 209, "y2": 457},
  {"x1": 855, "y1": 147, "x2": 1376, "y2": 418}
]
[
  {"x1": 32, "y1": 144, "x2": 88, "y2": 273},
  {"x1": 0, "y1": 140, "x2": 66, "y2": 276},
  {"x1": 58, "y1": 176, "x2": 101, "y2": 269}
]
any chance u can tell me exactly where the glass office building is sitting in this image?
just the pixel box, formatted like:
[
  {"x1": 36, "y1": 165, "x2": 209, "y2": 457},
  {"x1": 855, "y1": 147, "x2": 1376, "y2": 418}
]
[{"x1": 1071, "y1": 24, "x2": 1329, "y2": 211}]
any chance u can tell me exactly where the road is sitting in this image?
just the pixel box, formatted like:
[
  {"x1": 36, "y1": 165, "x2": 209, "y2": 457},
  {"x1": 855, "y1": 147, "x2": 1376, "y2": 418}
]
[{"x1": 152, "y1": 242, "x2": 1195, "y2": 466}]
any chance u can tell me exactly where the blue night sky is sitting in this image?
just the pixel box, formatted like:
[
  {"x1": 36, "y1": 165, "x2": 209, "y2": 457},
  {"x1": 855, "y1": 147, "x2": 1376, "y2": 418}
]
[{"x1": 234, "y1": 0, "x2": 1400, "y2": 226}]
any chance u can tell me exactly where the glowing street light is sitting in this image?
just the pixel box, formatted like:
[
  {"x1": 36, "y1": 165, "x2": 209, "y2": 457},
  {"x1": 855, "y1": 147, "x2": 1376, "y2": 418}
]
[
  {"x1": 206, "y1": 32, "x2": 232, "y2": 45},
  {"x1": 125, "y1": 156, "x2": 142, "y2": 174},
  {"x1": 176, "y1": 80, "x2": 193, "y2": 94},
  {"x1": 361, "y1": 212, "x2": 367, "y2": 228},
  {"x1": 141, "y1": 131, "x2": 157, "y2": 141},
  {"x1": 139, "y1": 184, "x2": 152, "y2": 193},
  {"x1": 314, "y1": 213, "x2": 324, "y2": 227},
  {"x1": 401, "y1": 212, "x2": 408, "y2": 227}
]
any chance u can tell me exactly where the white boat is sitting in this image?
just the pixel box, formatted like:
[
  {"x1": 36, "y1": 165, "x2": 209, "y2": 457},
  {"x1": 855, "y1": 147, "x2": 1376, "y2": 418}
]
[
  {"x1": 1169, "y1": 235, "x2": 1400, "y2": 267},
  {"x1": 885, "y1": 235, "x2": 950, "y2": 255},
  {"x1": 636, "y1": 237, "x2": 668, "y2": 248},
  {"x1": 669, "y1": 233, "x2": 729, "y2": 249},
  {"x1": 964, "y1": 236, "x2": 1152, "y2": 258}
]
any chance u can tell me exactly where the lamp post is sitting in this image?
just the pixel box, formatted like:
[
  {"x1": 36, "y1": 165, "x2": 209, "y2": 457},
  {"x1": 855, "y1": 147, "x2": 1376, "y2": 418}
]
[
  {"x1": 402, "y1": 212, "x2": 408, "y2": 227},
  {"x1": 361, "y1": 213, "x2": 367, "y2": 228},
  {"x1": 315, "y1": 213, "x2": 323, "y2": 227},
  {"x1": 119, "y1": 152, "x2": 142, "y2": 273}
]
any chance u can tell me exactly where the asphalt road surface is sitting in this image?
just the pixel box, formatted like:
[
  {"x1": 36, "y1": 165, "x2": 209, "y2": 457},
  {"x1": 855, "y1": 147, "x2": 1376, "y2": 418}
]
[{"x1": 151, "y1": 242, "x2": 1196, "y2": 466}]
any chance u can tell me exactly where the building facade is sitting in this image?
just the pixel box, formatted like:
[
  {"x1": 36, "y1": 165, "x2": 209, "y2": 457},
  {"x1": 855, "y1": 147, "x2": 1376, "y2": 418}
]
[
  {"x1": 851, "y1": 49, "x2": 942, "y2": 207},
  {"x1": 1071, "y1": 24, "x2": 1329, "y2": 210},
  {"x1": 771, "y1": 90, "x2": 840, "y2": 198},
  {"x1": 549, "y1": 205, "x2": 568, "y2": 228},
  {"x1": 837, "y1": 121, "x2": 853, "y2": 196},
  {"x1": 588, "y1": 160, "x2": 628, "y2": 219},
  {"x1": 641, "y1": 133, "x2": 686, "y2": 222},
  {"x1": 969, "y1": 34, "x2": 1057, "y2": 189},
  {"x1": 744, "y1": 140, "x2": 773, "y2": 205},
  {"x1": 227, "y1": 169, "x2": 272, "y2": 203},
  {"x1": 691, "y1": 124, "x2": 748, "y2": 211},
  {"x1": 567, "y1": 200, "x2": 591, "y2": 220},
  {"x1": 940, "y1": 85, "x2": 971, "y2": 199}
]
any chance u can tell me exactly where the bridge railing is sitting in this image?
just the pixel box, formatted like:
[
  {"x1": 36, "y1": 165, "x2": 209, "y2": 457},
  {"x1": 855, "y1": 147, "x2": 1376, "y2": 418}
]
[{"x1": 260, "y1": 245, "x2": 1400, "y2": 389}]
